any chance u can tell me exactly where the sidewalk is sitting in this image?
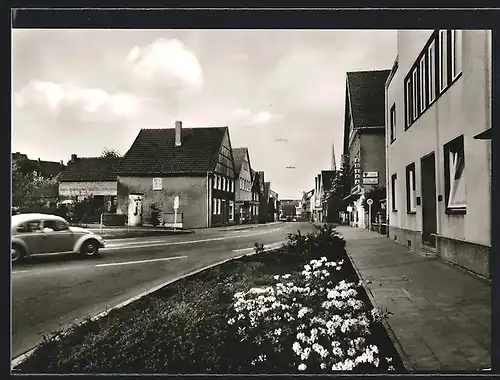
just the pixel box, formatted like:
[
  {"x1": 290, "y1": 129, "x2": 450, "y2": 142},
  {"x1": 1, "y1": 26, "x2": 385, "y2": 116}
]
[{"x1": 336, "y1": 226, "x2": 491, "y2": 371}]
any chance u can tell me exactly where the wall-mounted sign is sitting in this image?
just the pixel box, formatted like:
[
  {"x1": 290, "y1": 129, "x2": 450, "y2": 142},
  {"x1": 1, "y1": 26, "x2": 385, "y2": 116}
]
[
  {"x1": 363, "y1": 177, "x2": 379, "y2": 185},
  {"x1": 363, "y1": 171, "x2": 378, "y2": 178}
]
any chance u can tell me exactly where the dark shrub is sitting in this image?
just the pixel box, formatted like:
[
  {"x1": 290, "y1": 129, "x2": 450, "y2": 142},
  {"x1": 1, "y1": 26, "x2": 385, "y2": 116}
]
[{"x1": 149, "y1": 203, "x2": 162, "y2": 227}]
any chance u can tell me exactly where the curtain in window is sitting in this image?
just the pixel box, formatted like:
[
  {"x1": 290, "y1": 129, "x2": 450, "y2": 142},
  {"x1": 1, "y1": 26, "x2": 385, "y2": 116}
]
[{"x1": 448, "y1": 151, "x2": 466, "y2": 207}]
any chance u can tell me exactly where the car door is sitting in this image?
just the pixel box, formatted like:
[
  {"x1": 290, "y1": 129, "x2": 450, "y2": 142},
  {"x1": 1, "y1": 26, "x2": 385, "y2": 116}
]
[
  {"x1": 40, "y1": 219, "x2": 75, "y2": 253},
  {"x1": 22, "y1": 220, "x2": 45, "y2": 255}
]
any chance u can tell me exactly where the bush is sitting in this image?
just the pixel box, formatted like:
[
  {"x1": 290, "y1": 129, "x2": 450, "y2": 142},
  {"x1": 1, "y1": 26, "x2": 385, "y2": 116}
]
[
  {"x1": 283, "y1": 224, "x2": 346, "y2": 263},
  {"x1": 226, "y1": 257, "x2": 395, "y2": 373},
  {"x1": 101, "y1": 214, "x2": 127, "y2": 226},
  {"x1": 149, "y1": 203, "x2": 162, "y2": 227}
]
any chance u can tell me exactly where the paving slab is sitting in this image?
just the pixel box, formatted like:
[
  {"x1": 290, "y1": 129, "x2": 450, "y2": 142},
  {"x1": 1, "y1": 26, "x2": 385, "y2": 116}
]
[{"x1": 337, "y1": 226, "x2": 491, "y2": 371}]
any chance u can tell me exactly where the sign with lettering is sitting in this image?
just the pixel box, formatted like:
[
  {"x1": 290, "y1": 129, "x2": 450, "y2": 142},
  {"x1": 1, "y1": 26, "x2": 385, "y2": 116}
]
[
  {"x1": 59, "y1": 181, "x2": 117, "y2": 197},
  {"x1": 363, "y1": 171, "x2": 378, "y2": 178},
  {"x1": 354, "y1": 157, "x2": 360, "y2": 163},
  {"x1": 354, "y1": 178, "x2": 361, "y2": 185},
  {"x1": 354, "y1": 162, "x2": 361, "y2": 169},
  {"x1": 354, "y1": 168, "x2": 361, "y2": 174},
  {"x1": 363, "y1": 177, "x2": 379, "y2": 185}
]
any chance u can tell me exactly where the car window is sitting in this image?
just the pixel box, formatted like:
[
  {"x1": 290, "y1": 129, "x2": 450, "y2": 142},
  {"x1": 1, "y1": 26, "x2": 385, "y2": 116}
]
[
  {"x1": 26, "y1": 220, "x2": 43, "y2": 233},
  {"x1": 43, "y1": 220, "x2": 69, "y2": 231},
  {"x1": 15, "y1": 223, "x2": 26, "y2": 233}
]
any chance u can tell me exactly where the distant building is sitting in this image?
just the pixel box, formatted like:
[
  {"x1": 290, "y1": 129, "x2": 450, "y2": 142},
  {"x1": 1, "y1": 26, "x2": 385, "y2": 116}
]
[
  {"x1": 321, "y1": 170, "x2": 337, "y2": 223},
  {"x1": 269, "y1": 188, "x2": 279, "y2": 222},
  {"x1": 12, "y1": 152, "x2": 65, "y2": 207},
  {"x1": 281, "y1": 199, "x2": 300, "y2": 218},
  {"x1": 59, "y1": 154, "x2": 121, "y2": 211},
  {"x1": 251, "y1": 169, "x2": 263, "y2": 223},
  {"x1": 116, "y1": 121, "x2": 236, "y2": 229},
  {"x1": 232, "y1": 147, "x2": 258, "y2": 224},
  {"x1": 342, "y1": 69, "x2": 391, "y2": 228},
  {"x1": 386, "y1": 30, "x2": 491, "y2": 279}
]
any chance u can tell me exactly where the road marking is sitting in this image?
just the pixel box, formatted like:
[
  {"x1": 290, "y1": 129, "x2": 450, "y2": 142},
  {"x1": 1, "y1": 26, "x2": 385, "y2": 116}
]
[
  {"x1": 105, "y1": 240, "x2": 167, "y2": 247},
  {"x1": 12, "y1": 270, "x2": 29, "y2": 274},
  {"x1": 10, "y1": 238, "x2": 291, "y2": 369},
  {"x1": 101, "y1": 227, "x2": 285, "y2": 251},
  {"x1": 95, "y1": 256, "x2": 187, "y2": 268}
]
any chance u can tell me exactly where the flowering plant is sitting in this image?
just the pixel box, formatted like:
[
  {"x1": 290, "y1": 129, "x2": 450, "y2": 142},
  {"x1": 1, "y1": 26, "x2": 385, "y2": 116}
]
[{"x1": 227, "y1": 256, "x2": 395, "y2": 373}]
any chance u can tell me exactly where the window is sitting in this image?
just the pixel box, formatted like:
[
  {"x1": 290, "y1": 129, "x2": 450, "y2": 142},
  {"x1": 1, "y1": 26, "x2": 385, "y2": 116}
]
[
  {"x1": 213, "y1": 198, "x2": 217, "y2": 215},
  {"x1": 222, "y1": 177, "x2": 226, "y2": 191},
  {"x1": 390, "y1": 104, "x2": 396, "y2": 142},
  {"x1": 152, "y1": 177, "x2": 162, "y2": 190},
  {"x1": 43, "y1": 220, "x2": 70, "y2": 231},
  {"x1": 451, "y1": 30, "x2": 463, "y2": 79},
  {"x1": 438, "y1": 30, "x2": 448, "y2": 92},
  {"x1": 419, "y1": 57, "x2": 426, "y2": 112},
  {"x1": 217, "y1": 175, "x2": 221, "y2": 190},
  {"x1": 229, "y1": 201, "x2": 234, "y2": 221},
  {"x1": 406, "y1": 163, "x2": 417, "y2": 213},
  {"x1": 217, "y1": 199, "x2": 221, "y2": 215},
  {"x1": 391, "y1": 174, "x2": 398, "y2": 212},
  {"x1": 405, "y1": 78, "x2": 412, "y2": 127},
  {"x1": 26, "y1": 220, "x2": 43, "y2": 233},
  {"x1": 444, "y1": 135, "x2": 466, "y2": 212},
  {"x1": 412, "y1": 68, "x2": 418, "y2": 120},
  {"x1": 428, "y1": 40, "x2": 436, "y2": 103}
]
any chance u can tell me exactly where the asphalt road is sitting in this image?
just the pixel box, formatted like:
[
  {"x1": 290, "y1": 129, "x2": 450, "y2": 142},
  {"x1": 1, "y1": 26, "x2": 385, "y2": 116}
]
[{"x1": 12, "y1": 222, "x2": 316, "y2": 358}]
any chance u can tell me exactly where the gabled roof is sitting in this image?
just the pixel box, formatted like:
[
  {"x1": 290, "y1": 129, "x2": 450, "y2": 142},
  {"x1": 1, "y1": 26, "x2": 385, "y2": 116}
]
[
  {"x1": 59, "y1": 157, "x2": 122, "y2": 182},
  {"x1": 12, "y1": 153, "x2": 64, "y2": 178},
  {"x1": 346, "y1": 69, "x2": 391, "y2": 128},
  {"x1": 321, "y1": 170, "x2": 337, "y2": 192},
  {"x1": 117, "y1": 127, "x2": 227, "y2": 175},
  {"x1": 232, "y1": 147, "x2": 248, "y2": 175}
]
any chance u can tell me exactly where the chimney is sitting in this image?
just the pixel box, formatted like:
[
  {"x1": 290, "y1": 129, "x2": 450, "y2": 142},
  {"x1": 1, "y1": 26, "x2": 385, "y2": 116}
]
[
  {"x1": 175, "y1": 120, "x2": 182, "y2": 147},
  {"x1": 71, "y1": 154, "x2": 77, "y2": 163}
]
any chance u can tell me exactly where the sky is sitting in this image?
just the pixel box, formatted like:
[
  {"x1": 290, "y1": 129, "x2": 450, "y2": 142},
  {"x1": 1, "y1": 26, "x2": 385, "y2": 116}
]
[{"x1": 12, "y1": 29, "x2": 397, "y2": 199}]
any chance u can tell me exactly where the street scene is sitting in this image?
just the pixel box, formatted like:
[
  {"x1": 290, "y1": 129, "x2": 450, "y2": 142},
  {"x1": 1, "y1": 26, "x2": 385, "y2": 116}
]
[{"x1": 12, "y1": 26, "x2": 491, "y2": 374}]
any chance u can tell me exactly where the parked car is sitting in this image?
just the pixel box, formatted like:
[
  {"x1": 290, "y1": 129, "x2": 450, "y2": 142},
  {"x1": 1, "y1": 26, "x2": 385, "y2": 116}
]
[{"x1": 11, "y1": 213, "x2": 106, "y2": 263}]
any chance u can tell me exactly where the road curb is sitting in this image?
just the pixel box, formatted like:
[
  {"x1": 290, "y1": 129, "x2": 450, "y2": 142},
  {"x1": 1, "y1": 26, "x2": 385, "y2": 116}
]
[
  {"x1": 311, "y1": 223, "x2": 413, "y2": 371},
  {"x1": 343, "y1": 241, "x2": 414, "y2": 372},
  {"x1": 10, "y1": 244, "x2": 283, "y2": 370}
]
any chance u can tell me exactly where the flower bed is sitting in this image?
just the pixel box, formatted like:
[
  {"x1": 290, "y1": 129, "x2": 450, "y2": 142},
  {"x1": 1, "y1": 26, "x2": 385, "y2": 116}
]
[{"x1": 14, "y1": 224, "x2": 405, "y2": 374}]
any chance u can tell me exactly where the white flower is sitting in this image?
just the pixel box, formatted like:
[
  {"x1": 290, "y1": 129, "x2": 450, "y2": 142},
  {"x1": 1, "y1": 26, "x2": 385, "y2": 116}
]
[
  {"x1": 273, "y1": 275, "x2": 280, "y2": 280},
  {"x1": 298, "y1": 363, "x2": 307, "y2": 371},
  {"x1": 298, "y1": 307, "x2": 311, "y2": 318},
  {"x1": 320, "y1": 363, "x2": 327, "y2": 369},
  {"x1": 292, "y1": 341, "x2": 302, "y2": 353},
  {"x1": 227, "y1": 317, "x2": 236, "y2": 325},
  {"x1": 274, "y1": 328, "x2": 282, "y2": 336},
  {"x1": 385, "y1": 356, "x2": 393, "y2": 363}
]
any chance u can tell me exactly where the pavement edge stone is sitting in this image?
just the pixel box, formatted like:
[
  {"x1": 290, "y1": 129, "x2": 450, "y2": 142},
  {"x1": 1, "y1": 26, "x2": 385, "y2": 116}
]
[{"x1": 10, "y1": 244, "x2": 281, "y2": 370}]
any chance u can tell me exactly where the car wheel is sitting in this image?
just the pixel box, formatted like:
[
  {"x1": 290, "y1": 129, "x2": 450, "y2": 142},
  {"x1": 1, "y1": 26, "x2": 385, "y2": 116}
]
[
  {"x1": 80, "y1": 239, "x2": 100, "y2": 257},
  {"x1": 12, "y1": 244, "x2": 24, "y2": 263}
]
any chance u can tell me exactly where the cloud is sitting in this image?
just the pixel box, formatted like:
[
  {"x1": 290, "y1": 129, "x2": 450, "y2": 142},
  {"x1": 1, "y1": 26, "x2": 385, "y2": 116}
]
[
  {"x1": 227, "y1": 53, "x2": 249, "y2": 61},
  {"x1": 230, "y1": 108, "x2": 282, "y2": 125},
  {"x1": 14, "y1": 80, "x2": 140, "y2": 118},
  {"x1": 126, "y1": 38, "x2": 203, "y2": 88}
]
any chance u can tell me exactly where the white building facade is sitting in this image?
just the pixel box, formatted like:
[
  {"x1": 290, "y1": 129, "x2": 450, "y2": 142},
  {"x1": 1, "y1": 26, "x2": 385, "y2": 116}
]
[{"x1": 386, "y1": 30, "x2": 491, "y2": 279}]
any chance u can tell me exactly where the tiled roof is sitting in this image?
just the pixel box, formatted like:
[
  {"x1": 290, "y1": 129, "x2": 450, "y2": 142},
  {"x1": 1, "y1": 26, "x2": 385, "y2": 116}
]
[
  {"x1": 12, "y1": 153, "x2": 64, "y2": 178},
  {"x1": 59, "y1": 157, "x2": 121, "y2": 182},
  {"x1": 321, "y1": 170, "x2": 337, "y2": 191},
  {"x1": 347, "y1": 69, "x2": 391, "y2": 128},
  {"x1": 117, "y1": 127, "x2": 227, "y2": 175},
  {"x1": 232, "y1": 147, "x2": 248, "y2": 175}
]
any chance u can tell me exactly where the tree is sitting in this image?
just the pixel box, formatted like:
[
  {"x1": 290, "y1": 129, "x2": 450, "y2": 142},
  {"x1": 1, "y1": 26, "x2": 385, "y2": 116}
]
[
  {"x1": 12, "y1": 161, "x2": 57, "y2": 208},
  {"x1": 101, "y1": 148, "x2": 121, "y2": 158},
  {"x1": 324, "y1": 157, "x2": 351, "y2": 217}
]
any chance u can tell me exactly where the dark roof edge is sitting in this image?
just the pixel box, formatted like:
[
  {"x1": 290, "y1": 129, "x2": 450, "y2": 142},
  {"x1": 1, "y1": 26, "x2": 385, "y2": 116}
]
[{"x1": 385, "y1": 55, "x2": 399, "y2": 88}]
